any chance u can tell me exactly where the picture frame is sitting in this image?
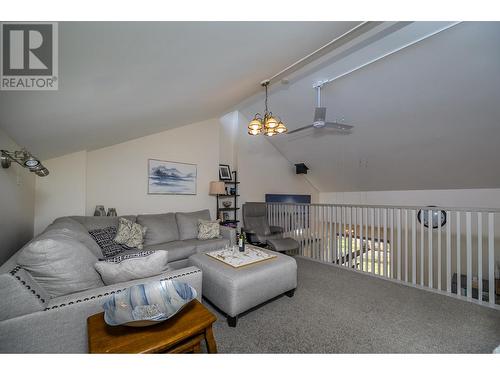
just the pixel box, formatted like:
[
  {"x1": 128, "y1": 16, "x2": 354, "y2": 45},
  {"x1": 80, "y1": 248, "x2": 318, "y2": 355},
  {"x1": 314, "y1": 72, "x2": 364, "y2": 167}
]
[
  {"x1": 148, "y1": 159, "x2": 197, "y2": 195},
  {"x1": 219, "y1": 164, "x2": 232, "y2": 181}
]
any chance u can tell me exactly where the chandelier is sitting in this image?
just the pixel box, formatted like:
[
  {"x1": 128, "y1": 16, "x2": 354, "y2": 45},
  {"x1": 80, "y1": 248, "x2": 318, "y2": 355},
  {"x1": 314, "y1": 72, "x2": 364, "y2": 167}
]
[{"x1": 247, "y1": 81, "x2": 287, "y2": 136}]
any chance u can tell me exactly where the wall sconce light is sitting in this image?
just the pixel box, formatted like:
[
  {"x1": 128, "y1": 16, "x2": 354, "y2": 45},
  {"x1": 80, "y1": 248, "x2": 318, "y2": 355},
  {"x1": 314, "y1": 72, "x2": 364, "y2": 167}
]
[{"x1": 1, "y1": 149, "x2": 50, "y2": 177}]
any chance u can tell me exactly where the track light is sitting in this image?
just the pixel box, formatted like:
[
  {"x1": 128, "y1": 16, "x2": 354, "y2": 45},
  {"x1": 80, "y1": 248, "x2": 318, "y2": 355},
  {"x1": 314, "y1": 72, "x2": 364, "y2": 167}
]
[{"x1": 1, "y1": 149, "x2": 49, "y2": 177}]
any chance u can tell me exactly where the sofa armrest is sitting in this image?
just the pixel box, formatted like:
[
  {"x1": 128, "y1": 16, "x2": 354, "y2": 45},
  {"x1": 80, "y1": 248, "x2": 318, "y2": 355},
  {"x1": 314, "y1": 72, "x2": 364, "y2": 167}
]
[
  {"x1": 0, "y1": 266, "x2": 203, "y2": 353},
  {"x1": 220, "y1": 225, "x2": 236, "y2": 246},
  {"x1": 0, "y1": 267, "x2": 50, "y2": 321}
]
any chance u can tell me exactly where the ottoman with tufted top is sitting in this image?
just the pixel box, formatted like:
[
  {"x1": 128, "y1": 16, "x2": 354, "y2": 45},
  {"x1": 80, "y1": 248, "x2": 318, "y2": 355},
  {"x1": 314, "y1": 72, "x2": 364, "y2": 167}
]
[{"x1": 188, "y1": 249, "x2": 297, "y2": 327}]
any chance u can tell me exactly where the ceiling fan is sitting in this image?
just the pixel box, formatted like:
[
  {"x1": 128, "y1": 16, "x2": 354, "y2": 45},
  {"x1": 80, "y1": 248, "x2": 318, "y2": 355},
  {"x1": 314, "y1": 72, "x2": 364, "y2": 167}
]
[{"x1": 287, "y1": 85, "x2": 354, "y2": 135}]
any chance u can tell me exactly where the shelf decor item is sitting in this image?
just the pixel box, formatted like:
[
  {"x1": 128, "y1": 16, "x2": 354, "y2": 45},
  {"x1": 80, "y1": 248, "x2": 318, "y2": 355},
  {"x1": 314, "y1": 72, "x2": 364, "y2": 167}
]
[
  {"x1": 107, "y1": 208, "x2": 117, "y2": 216},
  {"x1": 102, "y1": 280, "x2": 197, "y2": 327},
  {"x1": 94, "y1": 205, "x2": 106, "y2": 216},
  {"x1": 219, "y1": 164, "x2": 232, "y2": 180},
  {"x1": 148, "y1": 159, "x2": 197, "y2": 195},
  {"x1": 222, "y1": 201, "x2": 232, "y2": 208}
]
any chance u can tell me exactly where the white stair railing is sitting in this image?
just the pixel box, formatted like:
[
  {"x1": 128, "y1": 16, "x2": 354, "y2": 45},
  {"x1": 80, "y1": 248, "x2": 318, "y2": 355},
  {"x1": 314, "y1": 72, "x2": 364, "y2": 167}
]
[{"x1": 265, "y1": 203, "x2": 500, "y2": 309}]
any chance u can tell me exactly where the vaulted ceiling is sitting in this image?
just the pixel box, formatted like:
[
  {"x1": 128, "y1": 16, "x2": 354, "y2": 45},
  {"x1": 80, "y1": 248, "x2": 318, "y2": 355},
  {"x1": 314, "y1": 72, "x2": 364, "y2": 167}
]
[
  {"x1": 239, "y1": 22, "x2": 500, "y2": 191},
  {"x1": 0, "y1": 21, "x2": 359, "y2": 159}
]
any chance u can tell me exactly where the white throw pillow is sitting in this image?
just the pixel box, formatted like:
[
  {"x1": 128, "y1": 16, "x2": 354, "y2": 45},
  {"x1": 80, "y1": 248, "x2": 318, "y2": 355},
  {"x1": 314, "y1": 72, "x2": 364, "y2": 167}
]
[
  {"x1": 94, "y1": 250, "x2": 169, "y2": 285},
  {"x1": 17, "y1": 230, "x2": 104, "y2": 298}
]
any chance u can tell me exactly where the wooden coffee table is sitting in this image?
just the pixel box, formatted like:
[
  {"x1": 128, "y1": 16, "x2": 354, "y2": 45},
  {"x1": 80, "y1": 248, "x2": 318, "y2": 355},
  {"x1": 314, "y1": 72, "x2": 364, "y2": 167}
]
[{"x1": 87, "y1": 300, "x2": 217, "y2": 353}]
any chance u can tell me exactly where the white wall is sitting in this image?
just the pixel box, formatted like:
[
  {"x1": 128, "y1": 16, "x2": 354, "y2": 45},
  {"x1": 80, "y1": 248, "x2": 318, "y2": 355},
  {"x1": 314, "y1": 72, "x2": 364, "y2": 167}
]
[
  {"x1": 85, "y1": 118, "x2": 220, "y2": 218},
  {"x1": 0, "y1": 129, "x2": 35, "y2": 263},
  {"x1": 319, "y1": 189, "x2": 500, "y2": 208},
  {"x1": 34, "y1": 151, "x2": 87, "y2": 235}
]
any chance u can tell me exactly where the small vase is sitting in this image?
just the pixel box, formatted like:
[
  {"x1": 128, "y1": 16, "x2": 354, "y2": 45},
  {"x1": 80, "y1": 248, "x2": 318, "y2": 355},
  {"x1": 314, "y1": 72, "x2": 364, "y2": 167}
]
[
  {"x1": 94, "y1": 205, "x2": 106, "y2": 216},
  {"x1": 107, "y1": 208, "x2": 117, "y2": 217}
]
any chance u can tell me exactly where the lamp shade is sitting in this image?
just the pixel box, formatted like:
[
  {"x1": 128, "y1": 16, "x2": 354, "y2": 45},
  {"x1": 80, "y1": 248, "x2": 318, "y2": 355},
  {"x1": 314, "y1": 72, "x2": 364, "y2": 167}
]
[{"x1": 209, "y1": 181, "x2": 226, "y2": 195}]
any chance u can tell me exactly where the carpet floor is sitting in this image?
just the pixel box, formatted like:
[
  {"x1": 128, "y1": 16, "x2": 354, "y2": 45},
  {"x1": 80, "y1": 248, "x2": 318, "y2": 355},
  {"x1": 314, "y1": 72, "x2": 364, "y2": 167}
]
[{"x1": 203, "y1": 256, "x2": 500, "y2": 353}]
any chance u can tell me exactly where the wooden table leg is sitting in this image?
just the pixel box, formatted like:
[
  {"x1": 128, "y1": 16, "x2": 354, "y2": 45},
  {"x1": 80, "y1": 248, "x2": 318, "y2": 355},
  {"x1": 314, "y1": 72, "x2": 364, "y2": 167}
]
[
  {"x1": 193, "y1": 342, "x2": 202, "y2": 353},
  {"x1": 204, "y1": 325, "x2": 218, "y2": 353}
]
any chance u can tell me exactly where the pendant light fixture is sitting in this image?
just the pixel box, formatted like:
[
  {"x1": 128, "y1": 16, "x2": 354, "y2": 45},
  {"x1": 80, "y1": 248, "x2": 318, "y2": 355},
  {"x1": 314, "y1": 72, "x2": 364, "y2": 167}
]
[{"x1": 248, "y1": 81, "x2": 287, "y2": 136}]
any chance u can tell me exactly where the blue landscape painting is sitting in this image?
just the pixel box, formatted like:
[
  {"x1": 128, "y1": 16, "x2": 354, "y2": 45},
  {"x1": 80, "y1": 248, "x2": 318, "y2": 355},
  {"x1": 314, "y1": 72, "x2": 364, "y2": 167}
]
[{"x1": 148, "y1": 159, "x2": 197, "y2": 194}]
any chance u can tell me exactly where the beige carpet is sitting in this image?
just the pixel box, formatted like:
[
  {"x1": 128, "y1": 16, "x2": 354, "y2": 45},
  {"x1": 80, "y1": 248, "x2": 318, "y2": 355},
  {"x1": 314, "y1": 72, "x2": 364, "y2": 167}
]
[{"x1": 204, "y1": 256, "x2": 500, "y2": 353}]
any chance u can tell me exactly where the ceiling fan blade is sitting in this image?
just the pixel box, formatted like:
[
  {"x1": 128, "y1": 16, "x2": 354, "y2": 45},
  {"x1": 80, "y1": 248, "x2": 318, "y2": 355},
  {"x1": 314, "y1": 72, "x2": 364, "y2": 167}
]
[
  {"x1": 286, "y1": 124, "x2": 314, "y2": 134},
  {"x1": 324, "y1": 122, "x2": 354, "y2": 131}
]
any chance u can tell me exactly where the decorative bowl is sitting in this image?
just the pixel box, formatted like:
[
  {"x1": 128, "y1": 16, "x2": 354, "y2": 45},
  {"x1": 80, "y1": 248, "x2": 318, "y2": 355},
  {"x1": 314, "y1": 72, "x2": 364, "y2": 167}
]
[
  {"x1": 102, "y1": 280, "x2": 197, "y2": 327},
  {"x1": 222, "y1": 201, "x2": 232, "y2": 208}
]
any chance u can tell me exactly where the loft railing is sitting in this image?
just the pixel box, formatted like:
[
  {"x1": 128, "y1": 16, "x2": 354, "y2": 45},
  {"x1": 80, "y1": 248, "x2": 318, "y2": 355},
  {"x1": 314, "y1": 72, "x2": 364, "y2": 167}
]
[{"x1": 265, "y1": 203, "x2": 500, "y2": 309}]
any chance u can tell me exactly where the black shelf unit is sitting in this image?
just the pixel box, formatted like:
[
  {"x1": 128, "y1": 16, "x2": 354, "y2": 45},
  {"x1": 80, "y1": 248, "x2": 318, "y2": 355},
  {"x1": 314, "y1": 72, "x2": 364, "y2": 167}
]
[{"x1": 217, "y1": 171, "x2": 239, "y2": 227}]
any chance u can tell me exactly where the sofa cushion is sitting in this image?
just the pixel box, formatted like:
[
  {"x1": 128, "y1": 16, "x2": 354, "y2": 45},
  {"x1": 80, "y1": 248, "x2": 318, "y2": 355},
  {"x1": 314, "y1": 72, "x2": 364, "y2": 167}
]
[
  {"x1": 46, "y1": 217, "x2": 103, "y2": 257},
  {"x1": 17, "y1": 230, "x2": 104, "y2": 298},
  {"x1": 94, "y1": 250, "x2": 169, "y2": 285},
  {"x1": 69, "y1": 215, "x2": 137, "y2": 231},
  {"x1": 143, "y1": 241, "x2": 196, "y2": 262},
  {"x1": 114, "y1": 218, "x2": 147, "y2": 250},
  {"x1": 175, "y1": 210, "x2": 211, "y2": 240},
  {"x1": 182, "y1": 238, "x2": 230, "y2": 253},
  {"x1": 136, "y1": 213, "x2": 179, "y2": 245},
  {"x1": 89, "y1": 226, "x2": 125, "y2": 258}
]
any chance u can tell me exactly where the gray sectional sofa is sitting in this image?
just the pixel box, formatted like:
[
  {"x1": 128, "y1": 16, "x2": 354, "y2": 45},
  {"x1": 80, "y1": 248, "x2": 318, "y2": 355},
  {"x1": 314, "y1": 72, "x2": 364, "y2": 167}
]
[{"x1": 0, "y1": 209, "x2": 235, "y2": 353}]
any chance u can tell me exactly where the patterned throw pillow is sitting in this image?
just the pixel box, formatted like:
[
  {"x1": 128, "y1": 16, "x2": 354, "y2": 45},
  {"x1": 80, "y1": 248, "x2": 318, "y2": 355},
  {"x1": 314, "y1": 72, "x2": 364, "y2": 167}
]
[
  {"x1": 197, "y1": 219, "x2": 220, "y2": 240},
  {"x1": 89, "y1": 227, "x2": 125, "y2": 258},
  {"x1": 102, "y1": 250, "x2": 156, "y2": 263},
  {"x1": 114, "y1": 217, "x2": 147, "y2": 250}
]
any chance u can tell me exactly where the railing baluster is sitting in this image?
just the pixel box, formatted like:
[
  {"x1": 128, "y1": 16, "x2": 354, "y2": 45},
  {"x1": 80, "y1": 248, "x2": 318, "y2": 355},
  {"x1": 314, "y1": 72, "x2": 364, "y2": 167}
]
[
  {"x1": 397, "y1": 209, "x2": 401, "y2": 280},
  {"x1": 466, "y1": 211, "x2": 472, "y2": 301},
  {"x1": 446, "y1": 211, "x2": 452, "y2": 293},
  {"x1": 377, "y1": 208, "x2": 381, "y2": 275},
  {"x1": 456, "y1": 212, "x2": 461, "y2": 296},
  {"x1": 390, "y1": 209, "x2": 394, "y2": 279},
  {"x1": 354, "y1": 207, "x2": 358, "y2": 270},
  {"x1": 477, "y1": 212, "x2": 482, "y2": 302},
  {"x1": 405, "y1": 209, "x2": 409, "y2": 283},
  {"x1": 438, "y1": 208, "x2": 442, "y2": 291},
  {"x1": 428, "y1": 209, "x2": 433, "y2": 289},
  {"x1": 488, "y1": 213, "x2": 495, "y2": 306},
  {"x1": 412, "y1": 209, "x2": 417, "y2": 285},
  {"x1": 420, "y1": 209, "x2": 424, "y2": 286},
  {"x1": 360, "y1": 207, "x2": 364, "y2": 272},
  {"x1": 383, "y1": 208, "x2": 387, "y2": 277},
  {"x1": 322, "y1": 205, "x2": 326, "y2": 262},
  {"x1": 348, "y1": 207, "x2": 352, "y2": 269},
  {"x1": 371, "y1": 208, "x2": 375, "y2": 274}
]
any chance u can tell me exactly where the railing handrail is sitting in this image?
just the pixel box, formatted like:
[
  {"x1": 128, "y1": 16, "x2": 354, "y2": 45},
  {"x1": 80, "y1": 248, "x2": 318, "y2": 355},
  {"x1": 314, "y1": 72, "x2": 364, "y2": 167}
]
[{"x1": 258, "y1": 202, "x2": 500, "y2": 213}]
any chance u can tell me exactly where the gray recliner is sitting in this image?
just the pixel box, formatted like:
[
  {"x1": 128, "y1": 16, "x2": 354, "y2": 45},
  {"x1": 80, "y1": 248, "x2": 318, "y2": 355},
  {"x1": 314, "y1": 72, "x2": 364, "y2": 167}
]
[{"x1": 242, "y1": 202, "x2": 299, "y2": 253}]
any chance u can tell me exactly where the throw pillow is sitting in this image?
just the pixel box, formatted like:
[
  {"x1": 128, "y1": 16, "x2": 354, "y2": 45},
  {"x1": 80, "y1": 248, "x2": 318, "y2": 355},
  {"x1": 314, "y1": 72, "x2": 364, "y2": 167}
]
[
  {"x1": 175, "y1": 210, "x2": 211, "y2": 240},
  {"x1": 94, "y1": 250, "x2": 169, "y2": 285},
  {"x1": 197, "y1": 219, "x2": 220, "y2": 240},
  {"x1": 89, "y1": 226, "x2": 125, "y2": 258},
  {"x1": 17, "y1": 230, "x2": 104, "y2": 298},
  {"x1": 114, "y1": 217, "x2": 147, "y2": 250}
]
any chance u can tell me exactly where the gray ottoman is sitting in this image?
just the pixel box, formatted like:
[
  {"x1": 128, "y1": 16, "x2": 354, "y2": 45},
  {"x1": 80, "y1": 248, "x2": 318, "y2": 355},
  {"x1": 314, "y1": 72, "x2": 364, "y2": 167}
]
[{"x1": 188, "y1": 250, "x2": 297, "y2": 327}]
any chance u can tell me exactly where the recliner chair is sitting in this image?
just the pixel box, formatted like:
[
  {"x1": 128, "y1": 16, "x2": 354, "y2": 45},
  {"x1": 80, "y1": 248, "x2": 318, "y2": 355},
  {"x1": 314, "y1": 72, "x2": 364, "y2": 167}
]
[{"x1": 242, "y1": 202, "x2": 300, "y2": 254}]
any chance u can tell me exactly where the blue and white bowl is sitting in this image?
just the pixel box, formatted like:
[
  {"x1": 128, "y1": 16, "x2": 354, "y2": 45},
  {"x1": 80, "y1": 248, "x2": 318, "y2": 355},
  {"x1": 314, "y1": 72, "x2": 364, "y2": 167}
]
[{"x1": 102, "y1": 280, "x2": 197, "y2": 327}]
